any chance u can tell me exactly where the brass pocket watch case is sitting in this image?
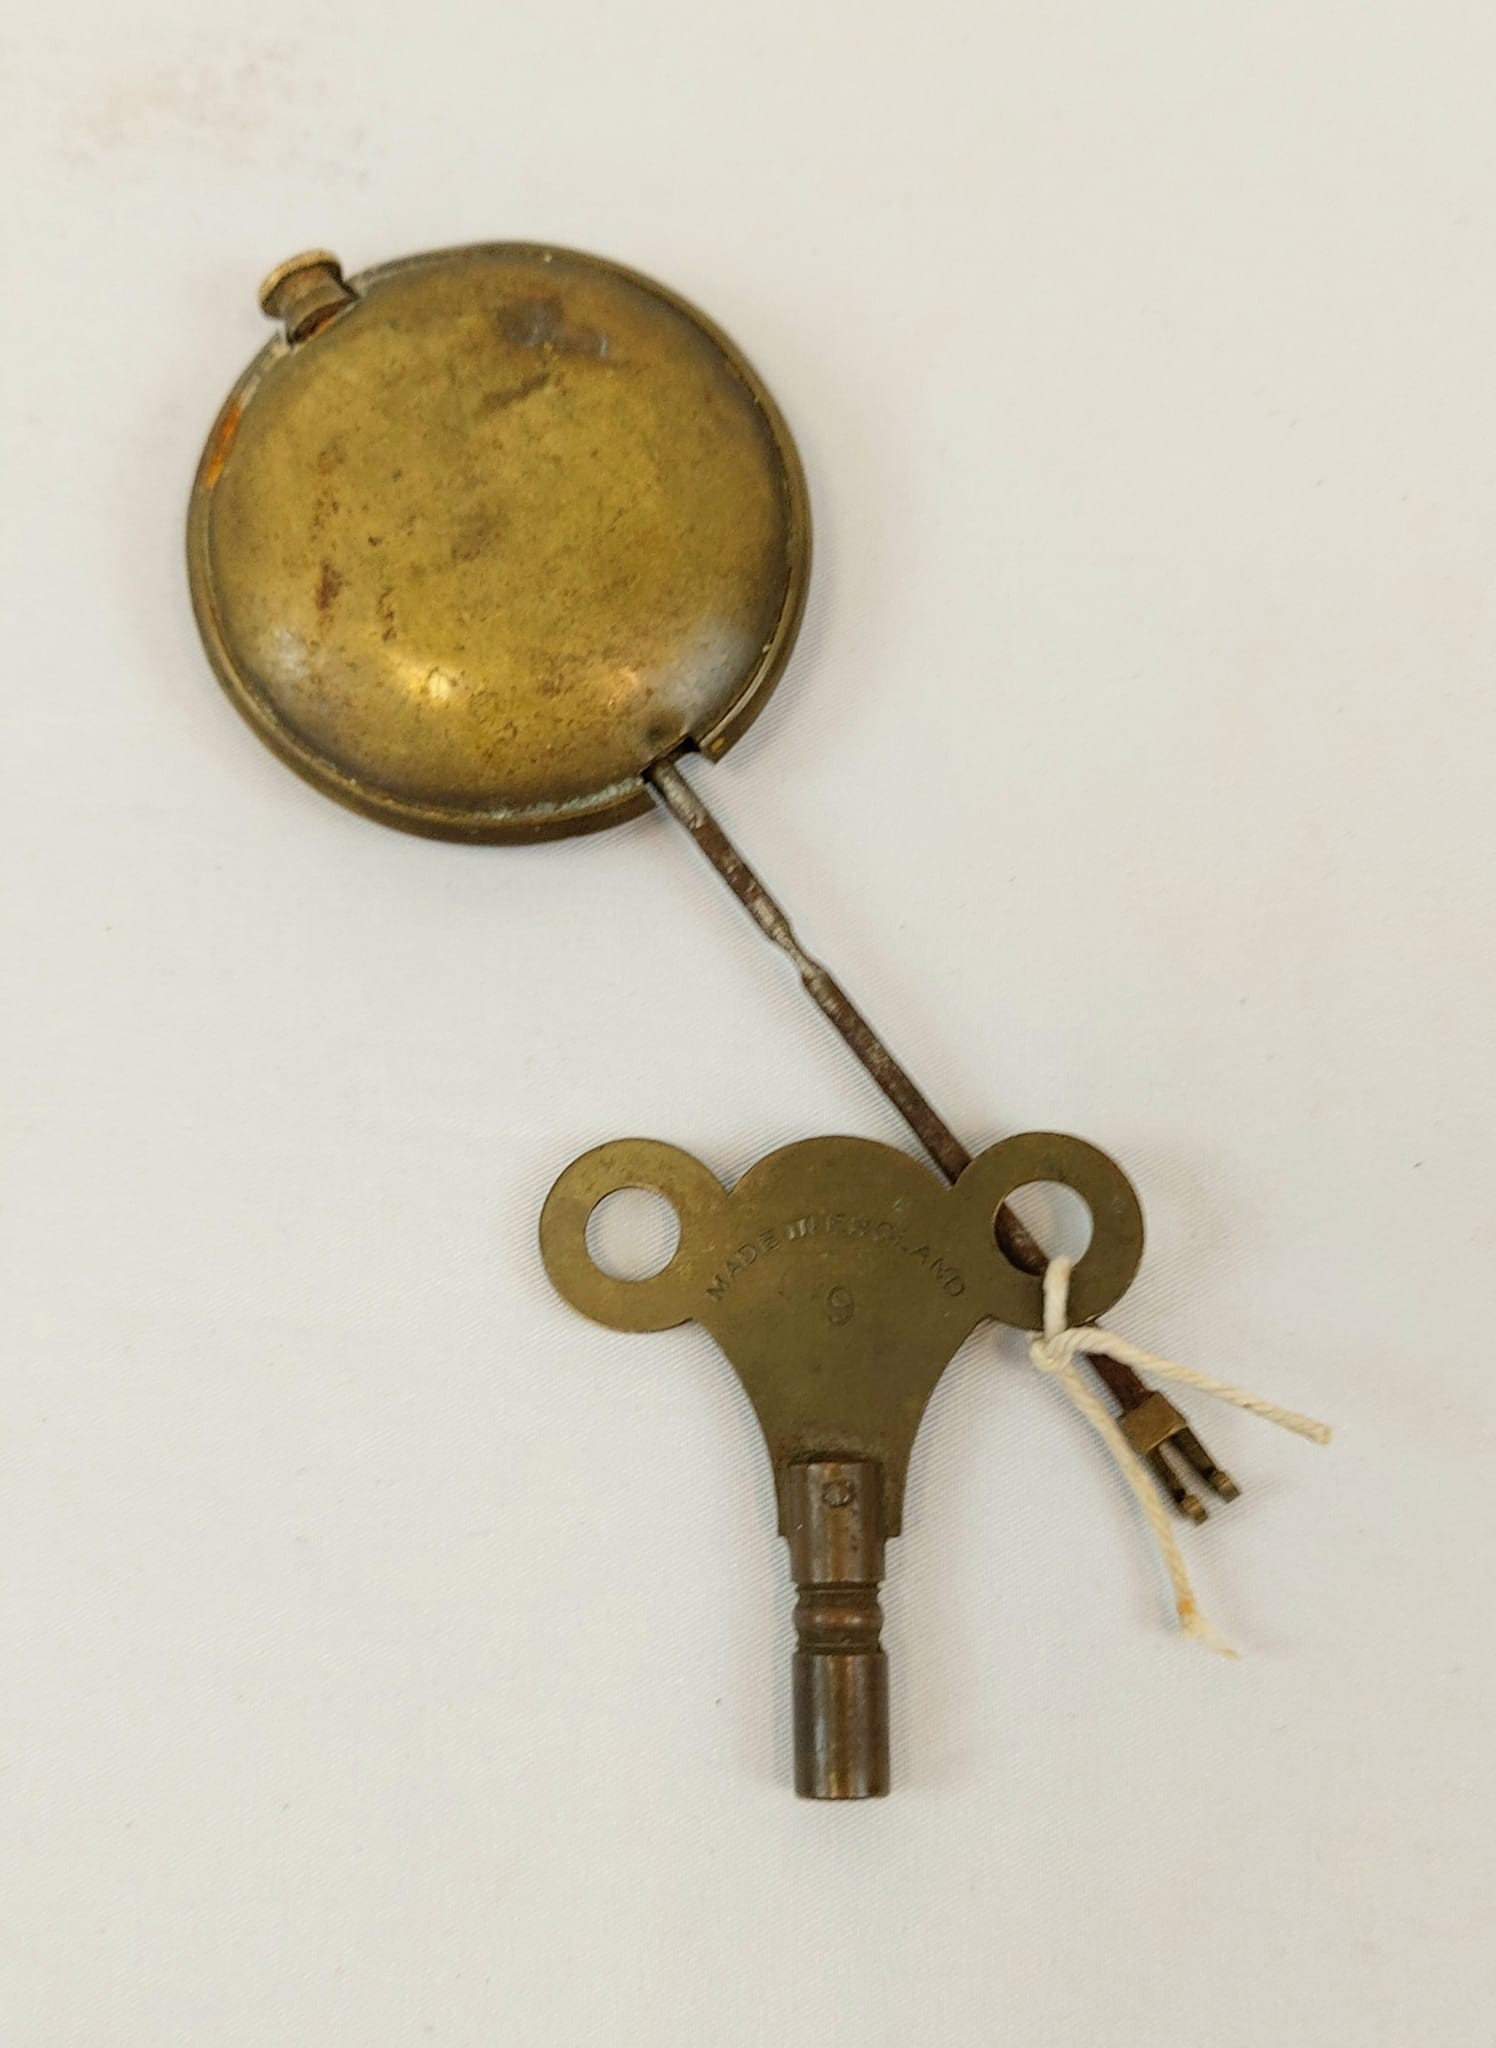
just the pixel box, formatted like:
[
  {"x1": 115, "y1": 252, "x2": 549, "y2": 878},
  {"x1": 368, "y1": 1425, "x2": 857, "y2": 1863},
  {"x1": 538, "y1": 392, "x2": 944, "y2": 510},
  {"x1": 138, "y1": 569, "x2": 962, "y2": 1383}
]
[{"x1": 188, "y1": 244, "x2": 809, "y2": 842}]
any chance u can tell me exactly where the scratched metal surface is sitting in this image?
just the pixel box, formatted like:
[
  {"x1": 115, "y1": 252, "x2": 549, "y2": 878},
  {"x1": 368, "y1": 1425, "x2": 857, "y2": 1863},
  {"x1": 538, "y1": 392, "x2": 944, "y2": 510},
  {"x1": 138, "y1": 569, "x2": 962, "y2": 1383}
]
[{"x1": 189, "y1": 245, "x2": 807, "y2": 839}]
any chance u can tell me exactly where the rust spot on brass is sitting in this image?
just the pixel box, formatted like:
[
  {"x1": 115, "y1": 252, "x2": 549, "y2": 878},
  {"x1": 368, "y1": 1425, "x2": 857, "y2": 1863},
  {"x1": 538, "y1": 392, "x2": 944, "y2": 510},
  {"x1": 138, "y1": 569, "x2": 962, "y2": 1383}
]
[
  {"x1": 474, "y1": 369, "x2": 551, "y2": 417},
  {"x1": 201, "y1": 400, "x2": 240, "y2": 489}
]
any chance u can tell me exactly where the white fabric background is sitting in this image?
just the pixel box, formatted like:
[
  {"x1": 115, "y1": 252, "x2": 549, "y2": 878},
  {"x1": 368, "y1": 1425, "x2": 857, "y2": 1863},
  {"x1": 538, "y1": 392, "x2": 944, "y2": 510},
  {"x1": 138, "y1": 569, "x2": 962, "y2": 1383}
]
[{"x1": 4, "y1": 4, "x2": 1493, "y2": 2042}]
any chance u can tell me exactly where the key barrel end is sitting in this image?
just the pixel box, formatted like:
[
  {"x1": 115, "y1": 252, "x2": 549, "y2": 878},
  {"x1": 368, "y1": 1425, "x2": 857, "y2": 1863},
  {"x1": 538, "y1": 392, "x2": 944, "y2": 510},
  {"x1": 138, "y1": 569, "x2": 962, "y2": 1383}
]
[{"x1": 784, "y1": 1458, "x2": 890, "y2": 1800}]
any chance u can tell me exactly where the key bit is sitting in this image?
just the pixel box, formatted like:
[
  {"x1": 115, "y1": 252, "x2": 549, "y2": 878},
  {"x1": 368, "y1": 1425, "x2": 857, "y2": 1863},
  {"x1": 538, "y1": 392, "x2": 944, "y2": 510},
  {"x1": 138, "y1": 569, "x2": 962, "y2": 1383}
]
[
  {"x1": 541, "y1": 1130, "x2": 1145, "y2": 1797},
  {"x1": 1172, "y1": 1424, "x2": 1240, "y2": 1501},
  {"x1": 1145, "y1": 1447, "x2": 1208, "y2": 1524},
  {"x1": 1117, "y1": 1391, "x2": 1209, "y2": 1522},
  {"x1": 1114, "y1": 1389, "x2": 1237, "y2": 1518}
]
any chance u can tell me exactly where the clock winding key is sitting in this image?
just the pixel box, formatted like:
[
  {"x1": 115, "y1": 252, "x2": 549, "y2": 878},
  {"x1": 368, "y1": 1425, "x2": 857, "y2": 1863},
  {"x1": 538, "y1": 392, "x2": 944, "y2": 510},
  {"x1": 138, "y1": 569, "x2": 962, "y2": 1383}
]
[{"x1": 540, "y1": 1132, "x2": 1147, "y2": 1797}]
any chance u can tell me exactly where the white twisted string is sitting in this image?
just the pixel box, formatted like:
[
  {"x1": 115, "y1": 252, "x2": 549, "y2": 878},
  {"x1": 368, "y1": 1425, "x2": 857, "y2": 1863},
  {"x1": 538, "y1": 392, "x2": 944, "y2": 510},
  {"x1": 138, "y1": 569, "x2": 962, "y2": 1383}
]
[{"x1": 1028, "y1": 1259, "x2": 1332, "y2": 1657}]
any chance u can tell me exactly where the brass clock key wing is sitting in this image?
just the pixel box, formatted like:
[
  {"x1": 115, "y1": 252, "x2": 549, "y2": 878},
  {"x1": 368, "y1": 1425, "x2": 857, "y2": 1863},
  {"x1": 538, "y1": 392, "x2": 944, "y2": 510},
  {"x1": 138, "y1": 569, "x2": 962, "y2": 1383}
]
[{"x1": 531, "y1": 1139, "x2": 729, "y2": 1334}]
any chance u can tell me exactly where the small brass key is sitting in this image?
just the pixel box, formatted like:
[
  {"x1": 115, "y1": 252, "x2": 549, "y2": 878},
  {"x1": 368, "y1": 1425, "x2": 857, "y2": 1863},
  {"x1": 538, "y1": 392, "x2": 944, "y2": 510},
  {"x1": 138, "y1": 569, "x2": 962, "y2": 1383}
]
[{"x1": 541, "y1": 1130, "x2": 1144, "y2": 1798}]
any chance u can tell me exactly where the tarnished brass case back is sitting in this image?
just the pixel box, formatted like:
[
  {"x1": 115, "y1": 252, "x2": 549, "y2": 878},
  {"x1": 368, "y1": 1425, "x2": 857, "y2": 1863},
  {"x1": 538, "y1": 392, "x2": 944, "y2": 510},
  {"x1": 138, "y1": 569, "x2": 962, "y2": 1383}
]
[{"x1": 187, "y1": 245, "x2": 810, "y2": 842}]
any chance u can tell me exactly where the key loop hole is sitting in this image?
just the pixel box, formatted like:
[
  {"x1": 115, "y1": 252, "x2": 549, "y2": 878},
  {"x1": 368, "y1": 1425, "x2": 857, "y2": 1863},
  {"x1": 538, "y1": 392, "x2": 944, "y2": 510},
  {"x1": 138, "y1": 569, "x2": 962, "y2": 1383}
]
[
  {"x1": 584, "y1": 1185, "x2": 683, "y2": 1282},
  {"x1": 1000, "y1": 1180, "x2": 1095, "y2": 1264},
  {"x1": 955, "y1": 1132, "x2": 1145, "y2": 1327}
]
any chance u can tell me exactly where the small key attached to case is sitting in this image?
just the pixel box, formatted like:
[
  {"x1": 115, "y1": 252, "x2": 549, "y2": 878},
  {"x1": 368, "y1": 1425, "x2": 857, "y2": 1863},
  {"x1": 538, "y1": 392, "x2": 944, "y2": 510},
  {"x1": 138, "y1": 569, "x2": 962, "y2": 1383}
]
[{"x1": 541, "y1": 1130, "x2": 1145, "y2": 1799}]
